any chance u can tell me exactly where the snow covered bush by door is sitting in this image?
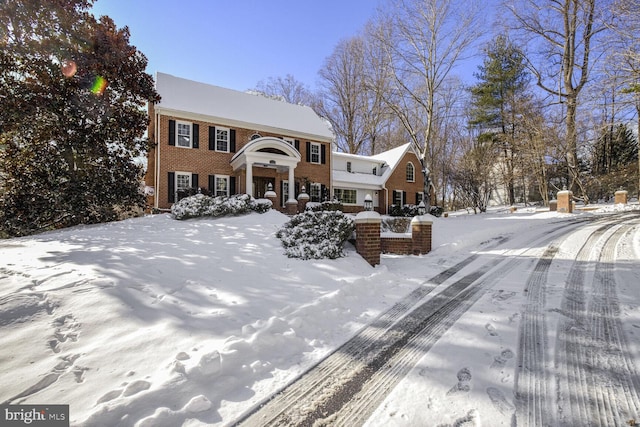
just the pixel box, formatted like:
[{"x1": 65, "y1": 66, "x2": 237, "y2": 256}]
[
  {"x1": 171, "y1": 194, "x2": 271, "y2": 220},
  {"x1": 276, "y1": 211, "x2": 355, "y2": 259}
]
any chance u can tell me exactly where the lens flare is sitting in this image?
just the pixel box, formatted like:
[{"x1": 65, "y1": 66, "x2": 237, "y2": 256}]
[
  {"x1": 91, "y1": 76, "x2": 108, "y2": 95},
  {"x1": 61, "y1": 60, "x2": 77, "y2": 78}
]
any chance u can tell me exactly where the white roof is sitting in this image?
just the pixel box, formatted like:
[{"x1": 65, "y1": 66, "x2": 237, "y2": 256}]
[
  {"x1": 154, "y1": 72, "x2": 333, "y2": 142},
  {"x1": 332, "y1": 143, "x2": 417, "y2": 189}
]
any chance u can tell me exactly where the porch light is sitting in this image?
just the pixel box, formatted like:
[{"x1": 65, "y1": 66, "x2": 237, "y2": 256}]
[
  {"x1": 417, "y1": 200, "x2": 426, "y2": 215},
  {"x1": 364, "y1": 194, "x2": 373, "y2": 211},
  {"x1": 267, "y1": 182, "x2": 273, "y2": 191}
]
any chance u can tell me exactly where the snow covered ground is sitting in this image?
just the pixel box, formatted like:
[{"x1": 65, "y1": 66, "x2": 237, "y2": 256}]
[{"x1": 1, "y1": 203, "x2": 639, "y2": 426}]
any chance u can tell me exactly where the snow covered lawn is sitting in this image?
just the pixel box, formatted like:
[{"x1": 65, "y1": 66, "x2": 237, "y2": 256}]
[{"x1": 1, "y1": 205, "x2": 638, "y2": 426}]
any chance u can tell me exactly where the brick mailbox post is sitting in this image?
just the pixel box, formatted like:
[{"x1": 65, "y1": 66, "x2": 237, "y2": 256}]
[
  {"x1": 355, "y1": 211, "x2": 381, "y2": 267},
  {"x1": 615, "y1": 189, "x2": 628, "y2": 205},
  {"x1": 557, "y1": 189, "x2": 573, "y2": 213},
  {"x1": 411, "y1": 215, "x2": 433, "y2": 255}
]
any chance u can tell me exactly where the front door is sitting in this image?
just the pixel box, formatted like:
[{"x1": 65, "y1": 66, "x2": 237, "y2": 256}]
[{"x1": 253, "y1": 177, "x2": 275, "y2": 198}]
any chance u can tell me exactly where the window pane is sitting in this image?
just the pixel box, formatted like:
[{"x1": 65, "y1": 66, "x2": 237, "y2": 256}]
[
  {"x1": 177, "y1": 174, "x2": 190, "y2": 190},
  {"x1": 216, "y1": 177, "x2": 228, "y2": 196},
  {"x1": 311, "y1": 143, "x2": 320, "y2": 163},
  {"x1": 406, "y1": 163, "x2": 414, "y2": 181},
  {"x1": 177, "y1": 123, "x2": 191, "y2": 147},
  {"x1": 216, "y1": 129, "x2": 229, "y2": 151}
]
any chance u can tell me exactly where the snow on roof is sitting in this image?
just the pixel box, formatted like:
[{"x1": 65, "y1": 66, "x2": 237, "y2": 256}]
[{"x1": 155, "y1": 72, "x2": 333, "y2": 141}]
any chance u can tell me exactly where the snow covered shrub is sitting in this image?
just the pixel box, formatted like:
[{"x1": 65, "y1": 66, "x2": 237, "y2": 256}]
[
  {"x1": 276, "y1": 211, "x2": 355, "y2": 259},
  {"x1": 305, "y1": 200, "x2": 344, "y2": 212},
  {"x1": 171, "y1": 194, "x2": 269, "y2": 220},
  {"x1": 250, "y1": 198, "x2": 272, "y2": 213}
]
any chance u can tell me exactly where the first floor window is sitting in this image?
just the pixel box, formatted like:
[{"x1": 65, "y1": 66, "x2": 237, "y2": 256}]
[
  {"x1": 177, "y1": 122, "x2": 191, "y2": 147},
  {"x1": 216, "y1": 127, "x2": 230, "y2": 152},
  {"x1": 215, "y1": 175, "x2": 229, "y2": 197},
  {"x1": 176, "y1": 172, "x2": 191, "y2": 192},
  {"x1": 416, "y1": 192, "x2": 424, "y2": 204},
  {"x1": 393, "y1": 190, "x2": 405, "y2": 206},
  {"x1": 334, "y1": 188, "x2": 357, "y2": 204},
  {"x1": 310, "y1": 183, "x2": 321, "y2": 202}
]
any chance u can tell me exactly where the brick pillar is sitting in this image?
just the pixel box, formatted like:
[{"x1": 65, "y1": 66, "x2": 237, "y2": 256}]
[
  {"x1": 355, "y1": 211, "x2": 381, "y2": 266},
  {"x1": 297, "y1": 192, "x2": 309, "y2": 213},
  {"x1": 285, "y1": 200, "x2": 298, "y2": 215},
  {"x1": 265, "y1": 190, "x2": 277, "y2": 209},
  {"x1": 411, "y1": 215, "x2": 433, "y2": 255},
  {"x1": 557, "y1": 190, "x2": 573, "y2": 213},
  {"x1": 549, "y1": 200, "x2": 557, "y2": 211},
  {"x1": 615, "y1": 189, "x2": 628, "y2": 204}
]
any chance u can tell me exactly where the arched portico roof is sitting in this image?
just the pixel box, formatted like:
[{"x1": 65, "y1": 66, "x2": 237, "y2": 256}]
[{"x1": 230, "y1": 137, "x2": 301, "y2": 172}]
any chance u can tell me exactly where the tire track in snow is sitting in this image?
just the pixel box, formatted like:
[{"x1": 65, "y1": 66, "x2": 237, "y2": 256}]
[
  {"x1": 235, "y1": 219, "x2": 590, "y2": 426},
  {"x1": 556, "y1": 213, "x2": 640, "y2": 427}
]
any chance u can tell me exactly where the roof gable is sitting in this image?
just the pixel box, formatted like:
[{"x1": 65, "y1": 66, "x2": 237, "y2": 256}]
[{"x1": 154, "y1": 72, "x2": 333, "y2": 141}]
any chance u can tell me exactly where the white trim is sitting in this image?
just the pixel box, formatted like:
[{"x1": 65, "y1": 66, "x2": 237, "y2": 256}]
[
  {"x1": 406, "y1": 161, "x2": 415, "y2": 182},
  {"x1": 215, "y1": 126, "x2": 230, "y2": 152},
  {"x1": 310, "y1": 142, "x2": 321, "y2": 164},
  {"x1": 214, "y1": 174, "x2": 230, "y2": 197}
]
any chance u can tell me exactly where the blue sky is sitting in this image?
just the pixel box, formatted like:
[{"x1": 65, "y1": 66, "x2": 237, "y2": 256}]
[{"x1": 90, "y1": 0, "x2": 383, "y2": 92}]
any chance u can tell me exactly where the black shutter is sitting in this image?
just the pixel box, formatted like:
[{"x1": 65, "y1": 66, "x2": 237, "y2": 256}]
[
  {"x1": 295, "y1": 181, "x2": 300, "y2": 198},
  {"x1": 208, "y1": 126, "x2": 216, "y2": 150},
  {"x1": 230, "y1": 129, "x2": 236, "y2": 152},
  {"x1": 192, "y1": 173, "x2": 199, "y2": 189},
  {"x1": 168, "y1": 172, "x2": 175, "y2": 203},
  {"x1": 230, "y1": 177, "x2": 236, "y2": 195},
  {"x1": 169, "y1": 120, "x2": 175, "y2": 146},
  {"x1": 306, "y1": 141, "x2": 311, "y2": 162},
  {"x1": 294, "y1": 139, "x2": 300, "y2": 152},
  {"x1": 192, "y1": 124, "x2": 199, "y2": 148},
  {"x1": 321, "y1": 144, "x2": 326, "y2": 164},
  {"x1": 415, "y1": 192, "x2": 420, "y2": 204},
  {"x1": 208, "y1": 175, "x2": 215, "y2": 194},
  {"x1": 321, "y1": 184, "x2": 327, "y2": 201},
  {"x1": 403, "y1": 191, "x2": 407, "y2": 206}
]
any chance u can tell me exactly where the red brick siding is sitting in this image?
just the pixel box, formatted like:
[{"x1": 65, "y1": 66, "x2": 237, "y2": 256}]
[
  {"x1": 381, "y1": 237, "x2": 412, "y2": 255},
  {"x1": 145, "y1": 112, "x2": 331, "y2": 210},
  {"x1": 384, "y1": 152, "x2": 425, "y2": 213}
]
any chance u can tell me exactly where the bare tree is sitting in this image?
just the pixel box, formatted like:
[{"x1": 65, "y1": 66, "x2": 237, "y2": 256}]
[
  {"x1": 253, "y1": 74, "x2": 313, "y2": 106},
  {"x1": 506, "y1": 0, "x2": 610, "y2": 203},
  {"x1": 608, "y1": 0, "x2": 640, "y2": 196},
  {"x1": 316, "y1": 34, "x2": 392, "y2": 155},
  {"x1": 372, "y1": 0, "x2": 483, "y2": 211}
]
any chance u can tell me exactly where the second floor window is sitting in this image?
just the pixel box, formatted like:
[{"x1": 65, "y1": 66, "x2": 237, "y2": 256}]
[
  {"x1": 310, "y1": 143, "x2": 320, "y2": 164},
  {"x1": 177, "y1": 122, "x2": 191, "y2": 147},
  {"x1": 406, "y1": 162, "x2": 415, "y2": 182},
  {"x1": 216, "y1": 127, "x2": 230, "y2": 152}
]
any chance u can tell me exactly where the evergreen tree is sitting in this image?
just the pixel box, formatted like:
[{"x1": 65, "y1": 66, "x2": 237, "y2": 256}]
[
  {"x1": 468, "y1": 35, "x2": 530, "y2": 205},
  {"x1": 0, "y1": 0, "x2": 159, "y2": 236}
]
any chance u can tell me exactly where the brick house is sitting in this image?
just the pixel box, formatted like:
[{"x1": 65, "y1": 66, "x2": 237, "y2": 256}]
[
  {"x1": 145, "y1": 72, "x2": 426, "y2": 214},
  {"x1": 332, "y1": 144, "x2": 428, "y2": 214},
  {"x1": 145, "y1": 72, "x2": 333, "y2": 212}
]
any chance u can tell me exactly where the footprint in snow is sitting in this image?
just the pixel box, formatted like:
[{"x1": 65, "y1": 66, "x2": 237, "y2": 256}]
[
  {"x1": 491, "y1": 349, "x2": 514, "y2": 369},
  {"x1": 485, "y1": 323, "x2": 498, "y2": 336},
  {"x1": 447, "y1": 367, "x2": 472, "y2": 396},
  {"x1": 486, "y1": 386, "x2": 515, "y2": 416},
  {"x1": 122, "y1": 380, "x2": 151, "y2": 397}
]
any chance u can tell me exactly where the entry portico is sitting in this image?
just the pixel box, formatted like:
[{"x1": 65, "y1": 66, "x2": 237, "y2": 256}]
[{"x1": 230, "y1": 137, "x2": 301, "y2": 204}]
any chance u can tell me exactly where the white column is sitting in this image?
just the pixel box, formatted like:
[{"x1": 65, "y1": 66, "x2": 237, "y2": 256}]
[
  {"x1": 246, "y1": 162, "x2": 253, "y2": 197},
  {"x1": 287, "y1": 165, "x2": 296, "y2": 202}
]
